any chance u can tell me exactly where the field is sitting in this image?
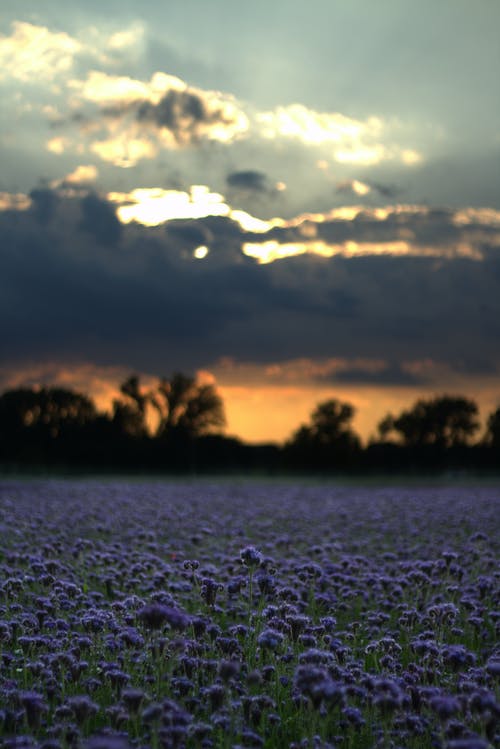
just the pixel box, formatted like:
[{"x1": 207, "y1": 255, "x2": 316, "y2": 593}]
[{"x1": 0, "y1": 479, "x2": 499, "y2": 749}]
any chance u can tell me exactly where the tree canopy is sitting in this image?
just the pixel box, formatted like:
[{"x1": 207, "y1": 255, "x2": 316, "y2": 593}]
[
  {"x1": 377, "y1": 395, "x2": 480, "y2": 449},
  {"x1": 0, "y1": 386, "x2": 97, "y2": 438},
  {"x1": 112, "y1": 372, "x2": 226, "y2": 439},
  {"x1": 153, "y1": 372, "x2": 226, "y2": 438},
  {"x1": 0, "y1": 382, "x2": 498, "y2": 473},
  {"x1": 286, "y1": 398, "x2": 361, "y2": 469}
]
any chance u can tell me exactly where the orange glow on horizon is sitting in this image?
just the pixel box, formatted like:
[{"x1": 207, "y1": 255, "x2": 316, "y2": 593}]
[{"x1": 1, "y1": 361, "x2": 499, "y2": 446}]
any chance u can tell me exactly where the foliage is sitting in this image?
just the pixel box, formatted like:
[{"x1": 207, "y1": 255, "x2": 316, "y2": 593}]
[
  {"x1": 286, "y1": 399, "x2": 361, "y2": 470},
  {"x1": 0, "y1": 383, "x2": 499, "y2": 473},
  {"x1": 0, "y1": 386, "x2": 96, "y2": 434},
  {"x1": 484, "y1": 407, "x2": 500, "y2": 450},
  {"x1": 153, "y1": 372, "x2": 226, "y2": 438},
  {"x1": 378, "y1": 395, "x2": 481, "y2": 449}
]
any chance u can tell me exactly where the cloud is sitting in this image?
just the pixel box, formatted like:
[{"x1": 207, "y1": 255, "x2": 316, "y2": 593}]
[
  {"x1": 0, "y1": 192, "x2": 31, "y2": 211},
  {"x1": 29, "y1": 188, "x2": 59, "y2": 224},
  {"x1": 227, "y1": 170, "x2": 269, "y2": 192},
  {"x1": 70, "y1": 69, "x2": 152, "y2": 104},
  {"x1": 79, "y1": 193, "x2": 123, "y2": 245},
  {"x1": 90, "y1": 135, "x2": 156, "y2": 167},
  {"x1": 1, "y1": 187, "x2": 500, "y2": 382},
  {"x1": 336, "y1": 180, "x2": 371, "y2": 197},
  {"x1": 0, "y1": 20, "x2": 145, "y2": 86},
  {"x1": 57, "y1": 165, "x2": 99, "y2": 187},
  {"x1": 135, "y1": 86, "x2": 248, "y2": 146},
  {"x1": 106, "y1": 22, "x2": 145, "y2": 52},
  {"x1": 257, "y1": 104, "x2": 383, "y2": 145},
  {"x1": 64, "y1": 70, "x2": 249, "y2": 165},
  {"x1": 319, "y1": 361, "x2": 427, "y2": 386},
  {"x1": 0, "y1": 361, "x2": 130, "y2": 414},
  {"x1": 108, "y1": 186, "x2": 231, "y2": 225},
  {"x1": 255, "y1": 104, "x2": 422, "y2": 166},
  {"x1": 0, "y1": 21, "x2": 83, "y2": 82},
  {"x1": 369, "y1": 182, "x2": 401, "y2": 199},
  {"x1": 46, "y1": 136, "x2": 73, "y2": 155}
]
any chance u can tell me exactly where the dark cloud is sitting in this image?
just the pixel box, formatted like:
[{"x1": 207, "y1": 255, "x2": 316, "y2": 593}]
[
  {"x1": 29, "y1": 188, "x2": 59, "y2": 224},
  {"x1": 1, "y1": 191, "x2": 500, "y2": 378},
  {"x1": 135, "y1": 89, "x2": 235, "y2": 145},
  {"x1": 318, "y1": 363, "x2": 426, "y2": 387},
  {"x1": 79, "y1": 193, "x2": 123, "y2": 246},
  {"x1": 164, "y1": 220, "x2": 212, "y2": 249},
  {"x1": 370, "y1": 182, "x2": 401, "y2": 199},
  {"x1": 226, "y1": 170, "x2": 268, "y2": 192}
]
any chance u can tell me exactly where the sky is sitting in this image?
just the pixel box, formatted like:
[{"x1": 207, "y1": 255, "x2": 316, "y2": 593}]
[{"x1": 1, "y1": 0, "x2": 500, "y2": 444}]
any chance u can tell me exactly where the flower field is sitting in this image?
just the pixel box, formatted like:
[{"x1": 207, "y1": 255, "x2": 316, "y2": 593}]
[{"x1": 0, "y1": 479, "x2": 499, "y2": 749}]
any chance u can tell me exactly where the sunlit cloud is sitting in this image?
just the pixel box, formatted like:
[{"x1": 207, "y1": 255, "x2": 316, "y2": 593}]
[
  {"x1": 334, "y1": 144, "x2": 388, "y2": 165},
  {"x1": 400, "y1": 149, "x2": 422, "y2": 165},
  {"x1": 337, "y1": 179, "x2": 372, "y2": 196},
  {"x1": 90, "y1": 134, "x2": 157, "y2": 167},
  {"x1": 453, "y1": 207, "x2": 500, "y2": 227},
  {"x1": 254, "y1": 104, "x2": 423, "y2": 167},
  {"x1": 243, "y1": 237, "x2": 484, "y2": 264},
  {"x1": 46, "y1": 136, "x2": 73, "y2": 154},
  {"x1": 105, "y1": 185, "x2": 499, "y2": 263},
  {"x1": 107, "y1": 185, "x2": 284, "y2": 231},
  {"x1": 0, "y1": 20, "x2": 151, "y2": 86},
  {"x1": 68, "y1": 70, "x2": 249, "y2": 163},
  {"x1": 108, "y1": 186, "x2": 230, "y2": 225},
  {"x1": 0, "y1": 21, "x2": 83, "y2": 82},
  {"x1": 216, "y1": 357, "x2": 393, "y2": 385},
  {"x1": 58, "y1": 164, "x2": 99, "y2": 186},
  {"x1": 257, "y1": 104, "x2": 383, "y2": 145},
  {"x1": 0, "y1": 192, "x2": 31, "y2": 211},
  {"x1": 106, "y1": 22, "x2": 144, "y2": 52},
  {"x1": 0, "y1": 362, "x2": 149, "y2": 416},
  {"x1": 70, "y1": 69, "x2": 153, "y2": 104}
]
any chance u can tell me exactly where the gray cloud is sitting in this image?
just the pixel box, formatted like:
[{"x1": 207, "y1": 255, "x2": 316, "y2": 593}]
[
  {"x1": 29, "y1": 188, "x2": 59, "y2": 224},
  {"x1": 80, "y1": 193, "x2": 123, "y2": 246},
  {"x1": 368, "y1": 182, "x2": 402, "y2": 199},
  {"x1": 91, "y1": 84, "x2": 247, "y2": 150},
  {"x1": 319, "y1": 363, "x2": 426, "y2": 387},
  {"x1": 136, "y1": 89, "x2": 213, "y2": 144},
  {"x1": 226, "y1": 170, "x2": 268, "y2": 192},
  {"x1": 1, "y1": 190, "x2": 500, "y2": 381}
]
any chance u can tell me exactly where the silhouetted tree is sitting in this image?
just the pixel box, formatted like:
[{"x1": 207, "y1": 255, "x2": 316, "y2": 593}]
[
  {"x1": 377, "y1": 395, "x2": 480, "y2": 449},
  {"x1": 0, "y1": 386, "x2": 97, "y2": 438},
  {"x1": 153, "y1": 372, "x2": 226, "y2": 438},
  {"x1": 0, "y1": 386, "x2": 100, "y2": 465},
  {"x1": 286, "y1": 399, "x2": 361, "y2": 470},
  {"x1": 112, "y1": 375, "x2": 150, "y2": 437},
  {"x1": 484, "y1": 406, "x2": 500, "y2": 451}
]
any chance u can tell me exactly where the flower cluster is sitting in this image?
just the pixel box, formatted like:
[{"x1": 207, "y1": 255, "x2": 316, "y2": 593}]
[{"x1": 0, "y1": 480, "x2": 498, "y2": 748}]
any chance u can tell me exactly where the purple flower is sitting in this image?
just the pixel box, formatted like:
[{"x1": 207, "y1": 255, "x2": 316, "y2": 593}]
[
  {"x1": 257, "y1": 629, "x2": 284, "y2": 650},
  {"x1": 240, "y1": 546, "x2": 263, "y2": 568},
  {"x1": 137, "y1": 603, "x2": 189, "y2": 630},
  {"x1": 66, "y1": 695, "x2": 99, "y2": 724},
  {"x1": 19, "y1": 691, "x2": 48, "y2": 729},
  {"x1": 430, "y1": 695, "x2": 461, "y2": 720}
]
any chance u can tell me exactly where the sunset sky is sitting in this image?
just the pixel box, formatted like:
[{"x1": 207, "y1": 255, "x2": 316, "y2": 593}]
[{"x1": 1, "y1": 0, "x2": 500, "y2": 444}]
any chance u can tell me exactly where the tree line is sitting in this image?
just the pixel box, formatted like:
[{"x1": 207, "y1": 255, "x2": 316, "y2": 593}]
[{"x1": 0, "y1": 374, "x2": 499, "y2": 474}]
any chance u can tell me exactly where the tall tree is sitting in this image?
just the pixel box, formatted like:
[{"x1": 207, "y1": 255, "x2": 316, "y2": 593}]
[
  {"x1": 0, "y1": 386, "x2": 97, "y2": 438},
  {"x1": 377, "y1": 395, "x2": 480, "y2": 449},
  {"x1": 153, "y1": 372, "x2": 225, "y2": 438},
  {"x1": 286, "y1": 398, "x2": 361, "y2": 468},
  {"x1": 484, "y1": 406, "x2": 500, "y2": 450},
  {"x1": 112, "y1": 375, "x2": 149, "y2": 437}
]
